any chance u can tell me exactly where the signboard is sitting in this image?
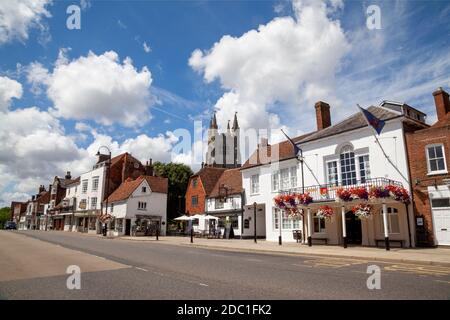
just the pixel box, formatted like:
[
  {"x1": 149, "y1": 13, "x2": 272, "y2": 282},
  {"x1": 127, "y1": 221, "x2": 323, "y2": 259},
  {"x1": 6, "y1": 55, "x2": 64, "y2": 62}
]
[
  {"x1": 244, "y1": 219, "x2": 250, "y2": 229},
  {"x1": 416, "y1": 217, "x2": 424, "y2": 226}
]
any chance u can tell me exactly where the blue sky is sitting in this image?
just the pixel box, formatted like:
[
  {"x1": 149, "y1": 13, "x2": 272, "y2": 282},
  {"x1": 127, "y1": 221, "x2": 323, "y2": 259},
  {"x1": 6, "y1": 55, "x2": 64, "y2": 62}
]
[{"x1": 0, "y1": 0, "x2": 449, "y2": 205}]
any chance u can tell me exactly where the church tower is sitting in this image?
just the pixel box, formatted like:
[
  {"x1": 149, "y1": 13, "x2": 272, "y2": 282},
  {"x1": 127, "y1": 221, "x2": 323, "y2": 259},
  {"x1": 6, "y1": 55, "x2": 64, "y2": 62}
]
[{"x1": 205, "y1": 112, "x2": 241, "y2": 168}]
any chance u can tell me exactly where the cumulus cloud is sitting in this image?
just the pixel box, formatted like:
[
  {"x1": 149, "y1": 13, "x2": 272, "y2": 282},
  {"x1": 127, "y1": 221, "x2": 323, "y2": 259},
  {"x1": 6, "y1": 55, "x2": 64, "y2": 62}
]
[
  {"x1": 189, "y1": 0, "x2": 350, "y2": 134},
  {"x1": 143, "y1": 41, "x2": 152, "y2": 53},
  {"x1": 0, "y1": 76, "x2": 23, "y2": 111},
  {"x1": 0, "y1": 0, "x2": 52, "y2": 45},
  {"x1": 30, "y1": 50, "x2": 155, "y2": 127}
]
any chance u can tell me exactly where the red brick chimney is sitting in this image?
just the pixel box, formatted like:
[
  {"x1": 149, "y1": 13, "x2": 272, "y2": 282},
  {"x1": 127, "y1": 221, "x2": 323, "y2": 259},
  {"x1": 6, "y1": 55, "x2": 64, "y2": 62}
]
[
  {"x1": 315, "y1": 101, "x2": 331, "y2": 130},
  {"x1": 433, "y1": 87, "x2": 450, "y2": 122}
]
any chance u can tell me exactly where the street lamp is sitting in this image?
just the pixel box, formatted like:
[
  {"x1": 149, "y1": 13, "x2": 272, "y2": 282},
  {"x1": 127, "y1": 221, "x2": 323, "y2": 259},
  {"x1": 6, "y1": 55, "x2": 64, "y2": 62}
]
[
  {"x1": 97, "y1": 146, "x2": 111, "y2": 237},
  {"x1": 297, "y1": 150, "x2": 307, "y2": 245}
]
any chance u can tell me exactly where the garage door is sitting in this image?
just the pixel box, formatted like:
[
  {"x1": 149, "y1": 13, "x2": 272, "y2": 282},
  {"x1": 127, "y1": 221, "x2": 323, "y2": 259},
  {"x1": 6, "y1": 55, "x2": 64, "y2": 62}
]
[{"x1": 431, "y1": 198, "x2": 450, "y2": 246}]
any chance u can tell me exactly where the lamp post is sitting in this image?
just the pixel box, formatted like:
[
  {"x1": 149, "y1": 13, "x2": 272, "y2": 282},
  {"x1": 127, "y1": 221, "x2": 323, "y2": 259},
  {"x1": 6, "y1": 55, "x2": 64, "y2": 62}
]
[
  {"x1": 253, "y1": 202, "x2": 257, "y2": 243},
  {"x1": 97, "y1": 146, "x2": 111, "y2": 237},
  {"x1": 297, "y1": 150, "x2": 306, "y2": 244}
]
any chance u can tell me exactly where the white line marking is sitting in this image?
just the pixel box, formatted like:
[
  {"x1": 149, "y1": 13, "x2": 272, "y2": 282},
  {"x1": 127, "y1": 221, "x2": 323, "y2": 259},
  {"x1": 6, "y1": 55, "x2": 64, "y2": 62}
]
[
  {"x1": 199, "y1": 283, "x2": 209, "y2": 287},
  {"x1": 135, "y1": 267, "x2": 148, "y2": 272}
]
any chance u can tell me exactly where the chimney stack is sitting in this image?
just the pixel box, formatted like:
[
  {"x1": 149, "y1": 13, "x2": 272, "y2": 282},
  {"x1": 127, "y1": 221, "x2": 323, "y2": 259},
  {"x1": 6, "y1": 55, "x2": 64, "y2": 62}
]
[
  {"x1": 433, "y1": 87, "x2": 450, "y2": 122},
  {"x1": 38, "y1": 185, "x2": 45, "y2": 193},
  {"x1": 145, "y1": 158, "x2": 154, "y2": 176},
  {"x1": 315, "y1": 101, "x2": 332, "y2": 130},
  {"x1": 65, "y1": 171, "x2": 71, "y2": 179},
  {"x1": 258, "y1": 137, "x2": 268, "y2": 148},
  {"x1": 48, "y1": 184, "x2": 52, "y2": 193}
]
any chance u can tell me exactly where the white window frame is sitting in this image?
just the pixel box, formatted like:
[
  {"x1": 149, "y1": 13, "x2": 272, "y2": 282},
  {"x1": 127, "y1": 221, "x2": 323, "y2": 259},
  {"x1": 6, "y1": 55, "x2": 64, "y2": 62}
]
[
  {"x1": 91, "y1": 197, "x2": 97, "y2": 210},
  {"x1": 313, "y1": 214, "x2": 326, "y2": 233},
  {"x1": 325, "y1": 149, "x2": 371, "y2": 186},
  {"x1": 91, "y1": 176, "x2": 99, "y2": 192},
  {"x1": 326, "y1": 160, "x2": 338, "y2": 185},
  {"x1": 380, "y1": 207, "x2": 400, "y2": 234},
  {"x1": 251, "y1": 174, "x2": 260, "y2": 194},
  {"x1": 425, "y1": 144, "x2": 447, "y2": 175},
  {"x1": 138, "y1": 201, "x2": 147, "y2": 210},
  {"x1": 271, "y1": 166, "x2": 298, "y2": 192},
  {"x1": 81, "y1": 180, "x2": 88, "y2": 194},
  {"x1": 273, "y1": 208, "x2": 280, "y2": 230},
  {"x1": 271, "y1": 171, "x2": 280, "y2": 192}
]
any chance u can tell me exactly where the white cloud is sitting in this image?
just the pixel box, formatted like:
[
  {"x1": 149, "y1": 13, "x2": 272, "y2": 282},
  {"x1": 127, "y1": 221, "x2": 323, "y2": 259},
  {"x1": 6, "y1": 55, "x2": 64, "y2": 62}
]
[
  {"x1": 32, "y1": 50, "x2": 155, "y2": 127},
  {"x1": 0, "y1": 0, "x2": 52, "y2": 45},
  {"x1": 0, "y1": 76, "x2": 23, "y2": 111},
  {"x1": 26, "y1": 62, "x2": 50, "y2": 94},
  {"x1": 143, "y1": 41, "x2": 152, "y2": 53},
  {"x1": 189, "y1": 0, "x2": 350, "y2": 132},
  {"x1": 80, "y1": 0, "x2": 91, "y2": 11}
]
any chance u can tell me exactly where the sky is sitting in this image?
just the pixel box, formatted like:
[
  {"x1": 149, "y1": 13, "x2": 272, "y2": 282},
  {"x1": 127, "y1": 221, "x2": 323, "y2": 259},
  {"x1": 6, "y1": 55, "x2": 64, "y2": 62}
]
[{"x1": 0, "y1": 0, "x2": 449, "y2": 206}]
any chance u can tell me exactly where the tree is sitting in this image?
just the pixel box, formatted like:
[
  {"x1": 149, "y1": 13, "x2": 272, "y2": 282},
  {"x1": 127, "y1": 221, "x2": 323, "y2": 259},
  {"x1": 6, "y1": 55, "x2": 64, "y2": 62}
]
[
  {"x1": 0, "y1": 207, "x2": 11, "y2": 229},
  {"x1": 152, "y1": 162, "x2": 193, "y2": 220}
]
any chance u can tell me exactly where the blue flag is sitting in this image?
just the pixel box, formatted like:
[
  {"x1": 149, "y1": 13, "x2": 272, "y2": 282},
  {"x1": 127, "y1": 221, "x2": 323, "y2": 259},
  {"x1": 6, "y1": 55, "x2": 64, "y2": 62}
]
[
  {"x1": 358, "y1": 105, "x2": 385, "y2": 135},
  {"x1": 281, "y1": 129, "x2": 302, "y2": 157}
]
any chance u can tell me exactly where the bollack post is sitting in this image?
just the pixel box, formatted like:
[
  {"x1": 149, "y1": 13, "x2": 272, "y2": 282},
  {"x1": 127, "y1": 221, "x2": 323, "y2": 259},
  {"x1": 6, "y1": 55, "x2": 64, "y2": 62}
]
[
  {"x1": 190, "y1": 227, "x2": 193, "y2": 243},
  {"x1": 307, "y1": 208, "x2": 312, "y2": 247},
  {"x1": 341, "y1": 206, "x2": 347, "y2": 248},
  {"x1": 382, "y1": 203, "x2": 390, "y2": 251}
]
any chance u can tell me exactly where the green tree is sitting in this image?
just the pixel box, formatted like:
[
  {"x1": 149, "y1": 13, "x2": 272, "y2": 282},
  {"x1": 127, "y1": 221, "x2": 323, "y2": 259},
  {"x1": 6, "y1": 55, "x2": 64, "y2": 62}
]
[
  {"x1": 152, "y1": 162, "x2": 193, "y2": 220},
  {"x1": 0, "y1": 207, "x2": 11, "y2": 229}
]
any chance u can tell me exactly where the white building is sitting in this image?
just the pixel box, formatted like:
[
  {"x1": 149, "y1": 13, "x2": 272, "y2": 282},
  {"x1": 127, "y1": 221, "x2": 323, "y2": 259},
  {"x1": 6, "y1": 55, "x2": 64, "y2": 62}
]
[
  {"x1": 241, "y1": 101, "x2": 427, "y2": 247},
  {"x1": 102, "y1": 175, "x2": 168, "y2": 237}
]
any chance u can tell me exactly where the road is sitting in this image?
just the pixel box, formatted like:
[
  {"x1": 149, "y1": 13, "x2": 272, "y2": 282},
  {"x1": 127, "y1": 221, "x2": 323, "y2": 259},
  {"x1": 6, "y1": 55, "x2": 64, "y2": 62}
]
[{"x1": 1, "y1": 230, "x2": 449, "y2": 299}]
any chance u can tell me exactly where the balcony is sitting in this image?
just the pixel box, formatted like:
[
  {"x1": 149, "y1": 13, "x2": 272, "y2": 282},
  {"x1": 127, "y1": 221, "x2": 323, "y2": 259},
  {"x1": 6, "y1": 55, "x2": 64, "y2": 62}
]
[{"x1": 279, "y1": 177, "x2": 404, "y2": 203}]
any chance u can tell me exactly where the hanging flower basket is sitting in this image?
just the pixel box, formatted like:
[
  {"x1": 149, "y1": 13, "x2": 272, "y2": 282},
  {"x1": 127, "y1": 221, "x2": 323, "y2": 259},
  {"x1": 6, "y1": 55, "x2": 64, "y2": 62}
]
[
  {"x1": 316, "y1": 205, "x2": 334, "y2": 220},
  {"x1": 296, "y1": 193, "x2": 313, "y2": 206},
  {"x1": 336, "y1": 187, "x2": 368, "y2": 202},
  {"x1": 369, "y1": 186, "x2": 390, "y2": 200},
  {"x1": 386, "y1": 185, "x2": 410, "y2": 204},
  {"x1": 352, "y1": 203, "x2": 373, "y2": 219}
]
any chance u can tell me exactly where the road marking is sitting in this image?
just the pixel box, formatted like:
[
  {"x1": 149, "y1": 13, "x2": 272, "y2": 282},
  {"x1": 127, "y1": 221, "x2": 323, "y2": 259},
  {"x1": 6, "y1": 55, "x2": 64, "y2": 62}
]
[
  {"x1": 384, "y1": 264, "x2": 450, "y2": 276},
  {"x1": 304, "y1": 258, "x2": 368, "y2": 268},
  {"x1": 291, "y1": 263, "x2": 312, "y2": 268},
  {"x1": 244, "y1": 258, "x2": 262, "y2": 262},
  {"x1": 135, "y1": 267, "x2": 148, "y2": 272},
  {"x1": 199, "y1": 283, "x2": 209, "y2": 287},
  {"x1": 435, "y1": 280, "x2": 450, "y2": 285}
]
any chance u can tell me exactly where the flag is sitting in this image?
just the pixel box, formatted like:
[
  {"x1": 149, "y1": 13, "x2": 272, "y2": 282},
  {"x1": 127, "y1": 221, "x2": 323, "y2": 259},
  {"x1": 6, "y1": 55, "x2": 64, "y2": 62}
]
[
  {"x1": 357, "y1": 104, "x2": 385, "y2": 135},
  {"x1": 281, "y1": 129, "x2": 302, "y2": 157}
]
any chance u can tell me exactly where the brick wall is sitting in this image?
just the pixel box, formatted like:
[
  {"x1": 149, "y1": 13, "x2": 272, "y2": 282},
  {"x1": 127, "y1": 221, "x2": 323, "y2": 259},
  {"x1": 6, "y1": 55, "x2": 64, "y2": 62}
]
[
  {"x1": 185, "y1": 176, "x2": 206, "y2": 215},
  {"x1": 405, "y1": 123, "x2": 450, "y2": 246}
]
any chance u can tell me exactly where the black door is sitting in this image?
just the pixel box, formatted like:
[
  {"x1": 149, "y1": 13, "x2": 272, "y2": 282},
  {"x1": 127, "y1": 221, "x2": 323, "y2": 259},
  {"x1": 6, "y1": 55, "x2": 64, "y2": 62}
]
[
  {"x1": 125, "y1": 219, "x2": 131, "y2": 236},
  {"x1": 345, "y1": 211, "x2": 362, "y2": 244}
]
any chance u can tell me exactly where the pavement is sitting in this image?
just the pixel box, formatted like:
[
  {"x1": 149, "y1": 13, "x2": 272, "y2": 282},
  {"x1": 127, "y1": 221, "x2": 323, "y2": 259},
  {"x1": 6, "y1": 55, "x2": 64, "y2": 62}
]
[
  {"x1": 117, "y1": 235, "x2": 450, "y2": 267},
  {"x1": 1, "y1": 230, "x2": 449, "y2": 299}
]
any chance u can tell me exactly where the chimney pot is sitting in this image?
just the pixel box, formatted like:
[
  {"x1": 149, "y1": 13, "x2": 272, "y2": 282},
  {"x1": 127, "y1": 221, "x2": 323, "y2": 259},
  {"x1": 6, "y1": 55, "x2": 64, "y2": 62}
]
[
  {"x1": 433, "y1": 87, "x2": 450, "y2": 122},
  {"x1": 315, "y1": 101, "x2": 332, "y2": 130},
  {"x1": 259, "y1": 137, "x2": 268, "y2": 147}
]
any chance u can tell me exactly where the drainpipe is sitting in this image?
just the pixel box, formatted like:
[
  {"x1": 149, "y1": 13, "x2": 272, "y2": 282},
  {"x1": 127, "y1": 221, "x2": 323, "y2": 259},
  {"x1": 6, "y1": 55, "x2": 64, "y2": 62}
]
[{"x1": 405, "y1": 203, "x2": 412, "y2": 248}]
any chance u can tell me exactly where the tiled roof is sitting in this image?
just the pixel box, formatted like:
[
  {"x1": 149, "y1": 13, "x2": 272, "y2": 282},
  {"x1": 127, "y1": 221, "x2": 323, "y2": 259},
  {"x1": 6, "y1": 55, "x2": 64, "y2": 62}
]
[
  {"x1": 298, "y1": 106, "x2": 398, "y2": 143},
  {"x1": 209, "y1": 168, "x2": 243, "y2": 198},
  {"x1": 35, "y1": 191, "x2": 50, "y2": 204},
  {"x1": 241, "y1": 133, "x2": 312, "y2": 170},
  {"x1": 65, "y1": 176, "x2": 80, "y2": 186},
  {"x1": 192, "y1": 166, "x2": 227, "y2": 195},
  {"x1": 106, "y1": 175, "x2": 168, "y2": 203},
  {"x1": 241, "y1": 106, "x2": 401, "y2": 170}
]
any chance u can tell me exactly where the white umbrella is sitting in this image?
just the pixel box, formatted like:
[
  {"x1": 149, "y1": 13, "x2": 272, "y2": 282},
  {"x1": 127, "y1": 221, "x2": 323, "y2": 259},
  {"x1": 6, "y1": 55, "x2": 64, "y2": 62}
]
[
  {"x1": 204, "y1": 215, "x2": 219, "y2": 220},
  {"x1": 174, "y1": 215, "x2": 192, "y2": 221},
  {"x1": 191, "y1": 214, "x2": 204, "y2": 219}
]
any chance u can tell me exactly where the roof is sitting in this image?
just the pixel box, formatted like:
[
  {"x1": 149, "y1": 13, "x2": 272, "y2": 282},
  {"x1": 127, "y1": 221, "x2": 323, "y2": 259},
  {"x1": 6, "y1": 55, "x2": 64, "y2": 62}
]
[
  {"x1": 191, "y1": 166, "x2": 227, "y2": 195},
  {"x1": 105, "y1": 175, "x2": 168, "y2": 203},
  {"x1": 241, "y1": 133, "x2": 313, "y2": 170},
  {"x1": 65, "y1": 176, "x2": 80, "y2": 186},
  {"x1": 298, "y1": 106, "x2": 399, "y2": 143},
  {"x1": 35, "y1": 191, "x2": 50, "y2": 204},
  {"x1": 209, "y1": 168, "x2": 243, "y2": 198}
]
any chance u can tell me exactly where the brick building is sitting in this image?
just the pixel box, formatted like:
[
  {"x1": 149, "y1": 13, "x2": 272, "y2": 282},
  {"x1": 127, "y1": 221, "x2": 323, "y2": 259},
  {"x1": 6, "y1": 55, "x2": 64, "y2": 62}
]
[
  {"x1": 405, "y1": 87, "x2": 450, "y2": 246},
  {"x1": 10, "y1": 201, "x2": 27, "y2": 224},
  {"x1": 185, "y1": 166, "x2": 226, "y2": 216}
]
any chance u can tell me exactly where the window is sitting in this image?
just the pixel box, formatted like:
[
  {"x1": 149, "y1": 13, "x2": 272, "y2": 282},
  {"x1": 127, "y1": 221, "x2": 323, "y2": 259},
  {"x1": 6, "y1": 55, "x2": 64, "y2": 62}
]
[
  {"x1": 358, "y1": 155, "x2": 371, "y2": 183},
  {"x1": 271, "y1": 171, "x2": 279, "y2": 192},
  {"x1": 215, "y1": 199, "x2": 224, "y2": 209},
  {"x1": 276, "y1": 209, "x2": 300, "y2": 230},
  {"x1": 314, "y1": 214, "x2": 326, "y2": 233},
  {"x1": 138, "y1": 202, "x2": 147, "y2": 210},
  {"x1": 273, "y1": 209, "x2": 280, "y2": 230},
  {"x1": 426, "y1": 144, "x2": 447, "y2": 174},
  {"x1": 192, "y1": 178, "x2": 198, "y2": 187},
  {"x1": 340, "y1": 145, "x2": 357, "y2": 186},
  {"x1": 290, "y1": 167, "x2": 297, "y2": 187},
  {"x1": 230, "y1": 216, "x2": 239, "y2": 229},
  {"x1": 431, "y1": 198, "x2": 450, "y2": 208},
  {"x1": 110, "y1": 203, "x2": 114, "y2": 213},
  {"x1": 91, "y1": 176, "x2": 99, "y2": 192},
  {"x1": 191, "y1": 196, "x2": 198, "y2": 207},
  {"x1": 327, "y1": 161, "x2": 338, "y2": 185},
  {"x1": 251, "y1": 174, "x2": 259, "y2": 194},
  {"x1": 380, "y1": 207, "x2": 400, "y2": 234},
  {"x1": 116, "y1": 219, "x2": 123, "y2": 233},
  {"x1": 82, "y1": 180, "x2": 88, "y2": 194},
  {"x1": 280, "y1": 168, "x2": 290, "y2": 190},
  {"x1": 192, "y1": 218, "x2": 199, "y2": 226},
  {"x1": 91, "y1": 197, "x2": 97, "y2": 209},
  {"x1": 142, "y1": 186, "x2": 147, "y2": 193}
]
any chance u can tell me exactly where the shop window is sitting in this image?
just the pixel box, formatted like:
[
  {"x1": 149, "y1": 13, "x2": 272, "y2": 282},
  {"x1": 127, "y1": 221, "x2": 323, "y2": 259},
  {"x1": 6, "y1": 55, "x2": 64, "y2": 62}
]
[{"x1": 380, "y1": 207, "x2": 400, "y2": 234}]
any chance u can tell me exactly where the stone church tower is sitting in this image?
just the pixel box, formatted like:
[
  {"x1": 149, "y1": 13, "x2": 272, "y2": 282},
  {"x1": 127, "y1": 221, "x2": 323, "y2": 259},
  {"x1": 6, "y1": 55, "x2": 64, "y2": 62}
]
[{"x1": 205, "y1": 112, "x2": 241, "y2": 168}]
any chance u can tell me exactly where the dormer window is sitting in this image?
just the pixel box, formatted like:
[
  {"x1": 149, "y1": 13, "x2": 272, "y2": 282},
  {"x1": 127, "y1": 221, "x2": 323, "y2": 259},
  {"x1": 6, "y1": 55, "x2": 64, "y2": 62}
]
[{"x1": 142, "y1": 186, "x2": 146, "y2": 193}]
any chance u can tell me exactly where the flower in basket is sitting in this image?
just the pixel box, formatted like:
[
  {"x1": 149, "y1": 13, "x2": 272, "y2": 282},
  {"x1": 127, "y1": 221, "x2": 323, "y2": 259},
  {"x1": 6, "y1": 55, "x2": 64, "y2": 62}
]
[
  {"x1": 386, "y1": 185, "x2": 410, "y2": 204},
  {"x1": 284, "y1": 194, "x2": 297, "y2": 208},
  {"x1": 316, "y1": 205, "x2": 334, "y2": 220},
  {"x1": 349, "y1": 186, "x2": 369, "y2": 200},
  {"x1": 352, "y1": 203, "x2": 372, "y2": 219},
  {"x1": 296, "y1": 193, "x2": 313, "y2": 206},
  {"x1": 369, "y1": 186, "x2": 390, "y2": 200},
  {"x1": 336, "y1": 188, "x2": 352, "y2": 202},
  {"x1": 274, "y1": 194, "x2": 286, "y2": 209}
]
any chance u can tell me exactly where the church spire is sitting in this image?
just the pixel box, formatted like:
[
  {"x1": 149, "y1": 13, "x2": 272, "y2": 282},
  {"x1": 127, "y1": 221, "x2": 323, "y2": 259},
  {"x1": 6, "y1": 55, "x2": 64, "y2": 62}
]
[
  {"x1": 227, "y1": 120, "x2": 230, "y2": 132},
  {"x1": 232, "y1": 112, "x2": 239, "y2": 130},
  {"x1": 212, "y1": 112, "x2": 218, "y2": 129}
]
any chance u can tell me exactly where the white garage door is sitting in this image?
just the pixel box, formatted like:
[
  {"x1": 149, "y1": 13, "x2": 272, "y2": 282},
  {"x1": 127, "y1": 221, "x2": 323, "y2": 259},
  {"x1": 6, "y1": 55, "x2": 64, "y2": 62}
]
[{"x1": 431, "y1": 198, "x2": 450, "y2": 246}]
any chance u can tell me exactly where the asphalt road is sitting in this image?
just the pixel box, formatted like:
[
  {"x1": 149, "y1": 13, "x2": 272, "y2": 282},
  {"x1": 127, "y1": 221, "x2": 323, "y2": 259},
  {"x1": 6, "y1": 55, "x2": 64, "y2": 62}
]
[{"x1": 1, "y1": 230, "x2": 449, "y2": 300}]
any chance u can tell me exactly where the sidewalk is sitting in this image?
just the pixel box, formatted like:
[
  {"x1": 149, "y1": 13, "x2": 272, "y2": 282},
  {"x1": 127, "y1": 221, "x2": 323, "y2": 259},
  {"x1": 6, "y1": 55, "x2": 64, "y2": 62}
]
[{"x1": 118, "y1": 235, "x2": 450, "y2": 267}]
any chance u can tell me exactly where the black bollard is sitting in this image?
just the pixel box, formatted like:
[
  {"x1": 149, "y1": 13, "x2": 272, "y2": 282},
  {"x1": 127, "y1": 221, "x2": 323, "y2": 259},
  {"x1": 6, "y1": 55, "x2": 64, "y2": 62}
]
[{"x1": 190, "y1": 228, "x2": 193, "y2": 243}]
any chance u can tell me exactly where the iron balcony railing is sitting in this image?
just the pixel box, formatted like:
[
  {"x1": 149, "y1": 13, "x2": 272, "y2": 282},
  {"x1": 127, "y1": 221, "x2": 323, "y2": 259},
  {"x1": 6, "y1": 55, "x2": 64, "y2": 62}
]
[{"x1": 279, "y1": 177, "x2": 403, "y2": 202}]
